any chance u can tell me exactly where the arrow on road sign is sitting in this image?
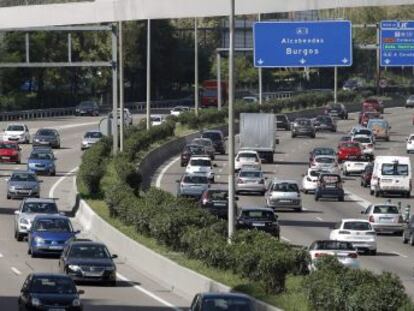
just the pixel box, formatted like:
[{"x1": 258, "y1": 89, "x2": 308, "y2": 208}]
[
  {"x1": 299, "y1": 58, "x2": 306, "y2": 65},
  {"x1": 257, "y1": 58, "x2": 264, "y2": 65},
  {"x1": 342, "y1": 58, "x2": 349, "y2": 64},
  {"x1": 384, "y1": 58, "x2": 391, "y2": 65}
]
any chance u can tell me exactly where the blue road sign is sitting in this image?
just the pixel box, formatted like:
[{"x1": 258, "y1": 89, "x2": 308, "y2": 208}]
[
  {"x1": 253, "y1": 21, "x2": 352, "y2": 68},
  {"x1": 380, "y1": 21, "x2": 414, "y2": 67}
]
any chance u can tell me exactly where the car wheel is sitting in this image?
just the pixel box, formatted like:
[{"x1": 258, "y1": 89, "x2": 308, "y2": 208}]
[
  {"x1": 369, "y1": 249, "x2": 377, "y2": 256},
  {"x1": 406, "y1": 191, "x2": 411, "y2": 198},
  {"x1": 314, "y1": 195, "x2": 319, "y2": 201},
  {"x1": 409, "y1": 234, "x2": 414, "y2": 246},
  {"x1": 403, "y1": 232, "x2": 409, "y2": 244},
  {"x1": 6, "y1": 194, "x2": 10, "y2": 200},
  {"x1": 51, "y1": 170, "x2": 56, "y2": 177},
  {"x1": 291, "y1": 133, "x2": 296, "y2": 138},
  {"x1": 57, "y1": 144, "x2": 61, "y2": 149},
  {"x1": 311, "y1": 134, "x2": 316, "y2": 139},
  {"x1": 339, "y1": 196, "x2": 344, "y2": 202},
  {"x1": 360, "y1": 180, "x2": 364, "y2": 187},
  {"x1": 15, "y1": 231, "x2": 23, "y2": 242},
  {"x1": 304, "y1": 189, "x2": 308, "y2": 194},
  {"x1": 16, "y1": 159, "x2": 21, "y2": 164},
  {"x1": 370, "y1": 189, "x2": 374, "y2": 196},
  {"x1": 295, "y1": 208, "x2": 303, "y2": 212},
  {"x1": 375, "y1": 189, "x2": 379, "y2": 197}
]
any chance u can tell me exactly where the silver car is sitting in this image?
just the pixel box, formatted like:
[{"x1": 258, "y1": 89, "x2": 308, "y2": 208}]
[
  {"x1": 236, "y1": 168, "x2": 266, "y2": 195},
  {"x1": 265, "y1": 179, "x2": 302, "y2": 212},
  {"x1": 14, "y1": 198, "x2": 59, "y2": 241},
  {"x1": 81, "y1": 130, "x2": 103, "y2": 150},
  {"x1": 177, "y1": 173, "x2": 210, "y2": 199},
  {"x1": 361, "y1": 204, "x2": 404, "y2": 234},
  {"x1": 192, "y1": 138, "x2": 215, "y2": 160},
  {"x1": 7, "y1": 171, "x2": 41, "y2": 200},
  {"x1": 406, "y1": 95, "x2": 414, "y2": 108}
]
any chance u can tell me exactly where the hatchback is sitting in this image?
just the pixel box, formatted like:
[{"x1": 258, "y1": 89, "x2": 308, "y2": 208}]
[
  {"x1": 7, "y1": 170, "x2": 41, "y2": 200},
  {"x1": 361, "y1": 204, "x2": 404, "y2": 234},
  {"x1": 0, "y1": 141, "x2": 21, "y2": 163},
  {"x1": 177, "y1": 173, "x2": 210, "y2": 199},
  {"x1": 308, "y1": 240, "x2": 359, "y2": 270},
  {"x1": 33, "y1": 128, "x2": 61, "y2": 149},
  {"x1": 27, "y1": 148, "x2": 56, "y2": 176},
  {"x1": 265, "y1": 179, "x2": 302, "y2": 211},
  {"x1": 199, "y1": 189, "x2": 237, "y2": 219},
  {"x1": 236, "y1": 168, "x2": 266, "y2": 195}
]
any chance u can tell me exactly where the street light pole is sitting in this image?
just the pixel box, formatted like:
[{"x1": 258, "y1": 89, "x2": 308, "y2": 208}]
[
  {"x1": 194, "y1": 17, "x2": 199, "y2": 116},
  {"x1": 146, "y1": 19, "x2": 151, "y2": 130},
  {"x1": 217, "y1": 52, "x2": 222, "y2": 110},
  {"x1": 111, "y1": 23, "x2": 119, "y2": 155},
  {"x1": 119, "y1": 21, "x2": 124, "y2": 152}
]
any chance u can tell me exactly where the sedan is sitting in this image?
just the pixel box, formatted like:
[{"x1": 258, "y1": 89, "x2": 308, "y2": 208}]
[
  {"x1": 329, "y1": 219, "x2": 377, "y2": 255},
  {"x1": 362, "y1": 204, "x2": 404, "y2": 235},
  {"x1": 192, "y1": 138, "x2": 215, "y2": 160},
  {"x1": 59, "y1": 240, "x2": 117, "y2": 286},
  {"x1": 291, "y1": 118, "x2": 316, "y2": 138},
  {"x1": 190, "y1": 293, "x2": 254, "y2": 311},
  {"x1": 407, "y1": 134, "x2": 414, "y2": 154},
  {"x1": 236, "y1": 207, "x2": 280, "y2": 239},
  {"x1": 177, "y1": 173, "x2": 210, "y2": 199},
  {"x1": 0, "y1": 141, "x2": 21, "y2": 163},
  {"x1": 33, "y1": 128, "x2": 61, "y2": 149},
  {"x1": 265, "y1": 179, "x2": 302, "y2": 212},
  {"x1": 310, "y1": 155, "x2": 339, "y2": 174},
  {"x1": 27, "y1": 148, "x2": 56, "y2": 176},
  {"x1": 81, "y1": 131, "x2": 103, "y2": 150},
  {"x1": 236, "y1": 168, "x2": 266, "y2": 195},
  {"x1": 7, "y1": 170, "x2": 40, "y2": 200},
  {"x1": 342, "y1": 155, "x2": 371, "y2": 176},
  {"x1": 18, "y1": 273, "x2": 83, "y2": 311},
  {"x1": 200, "y1": 189, "x2": 237, "y2": 219},
  {"x1": 337, "y1": 141, "x2": 362, "y2": 163}
]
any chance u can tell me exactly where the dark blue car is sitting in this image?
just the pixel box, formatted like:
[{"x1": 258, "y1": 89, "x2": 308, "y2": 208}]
[
  {"x1": 314, "y1": 173, "x2": 345, "y2": 202},
  {"x1": 28, "y1": 215, "x2": 79, "y2": 258},
  {"x1": 27, "y1": 148, "x2": 56, "y2": 176}
]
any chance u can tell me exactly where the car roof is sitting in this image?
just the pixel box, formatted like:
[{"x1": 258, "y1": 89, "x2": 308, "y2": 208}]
[
  {"x1": 202, "y1": 130, "x2": 222, "y2": 134},
  {"x1": 183, "y1": 173, "x2": 208, "y2": 177},
  {"x1": 271, "y1": 178, "x2": 298, "y2": 184},
  {"x1": 23, "y1": 198, "x2": 56, "y2": 204},
  {"x1": 314, "y1": 155, "x2": 336, "y2": 159},
  {"x1": 11, "y1": 170, "x2": 36, "y2": 175},
  {"x1": 30, "y1": 273, "x2": 72, "y2": 278},
  {"x1": 6, "y1": 123, "x2": 26, "y2": 127},
  {"x1": 189, "y1": 156, "x2": 211, "y2": 160},
  {"x1": 240, "y1": 207, "x2": 274, "y2": 212},
  {"x1": 68, "y1": 240, "x2": 105, "y2": 247},
  {"x1": 341, "y1": 218, "x2": 370, "y2": 223},
  {"x1": 199, "y1": 292, "x2": 252, "y2": 300},
  {"x1": 237, "y1": 150, "x2": 258, "y2": 154},
  {"x1": 33, "y1": 214, "x2": 69, "y2": 220}
]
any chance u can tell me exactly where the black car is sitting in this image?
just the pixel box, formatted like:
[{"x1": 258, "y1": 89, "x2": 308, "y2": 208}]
[
  {"x1": 199, "y1": 189, "x2": 237, "y2": 219},
  {"x1": 402, "y1": 215, "x2": 414, "y2": 245},
  {"x1": 360, "y1": 163, "x2": 374, "y2": 188},
  {"x1": 325, "y1": 103, "x2": 348, "y2": 119},
  {"x1": 32, "y1": 128, "x2": 61, "y2": 149},
  {"x1": 236, "y1": 207, "x2": 280, "y2": 239},
  {"x1": 313, "y1": 115, "x2": 337, "y2": 132},
  {"x1": 190, "y1": 292, "x2": 255, "y2": 311},
  {"x1": 291, "y1": 118, "x2": 316, "y2": 138},
  {"x1": 315, "y1": 173, "x2": 344, "y2": 201},
  {"x1": 275, "y1": 114, "x2": 290, "y2": 130},
  {"x1": 59, "y1": 241, "x2": 117, "y2": 286},
  {"x1": 18, "y1": 273, "x2": 84, "y2": 311},
  {"x1": 75, "y1": 101, "x2": 99, "y2": 116},
  {"x1": 180, "y1": 144, "x2": 207, "y2": 167},
  {"x1": 201, "y1": 130, "x2": 226, "y2": 155}
]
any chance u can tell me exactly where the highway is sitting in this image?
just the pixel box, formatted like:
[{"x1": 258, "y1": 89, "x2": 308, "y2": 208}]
[
  {"x1": 155, "y1": 106, "x2": 414, "y2": 297},
  {"x1": 0, "y1": 115, "x2": 189, "y2": 310}
]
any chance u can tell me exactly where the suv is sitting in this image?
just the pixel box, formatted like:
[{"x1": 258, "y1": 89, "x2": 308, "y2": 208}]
[
  {"x1": 201, "y1": 130, "x2": 225, "y2": 155},
  {"x1": 275, "y1": 114, "x2": 290, "y2": 130},
  {"x1": 291, "y1": 118, "x2": 316, "y2": 138},
  {"x1": 236, "y1": 207, "x2": 280, "y2": 239},
  {"x1": 265, "y1": 179, "x2": 302, "y2": 212},
  {"x1": 75, "y1": 101, "x2": 99, "y2": 116},
  {"x1": 315, "y1": 173, "x2": 344, "y2": 201}
]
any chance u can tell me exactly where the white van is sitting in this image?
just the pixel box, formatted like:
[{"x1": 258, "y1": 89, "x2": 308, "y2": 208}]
[{"x1": 370, "y1": 156, "x2": 411, "y2": 198}]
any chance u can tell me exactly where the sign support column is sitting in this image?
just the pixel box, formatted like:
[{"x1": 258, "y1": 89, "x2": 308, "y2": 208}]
[
  {"x1": 257, "y1": 13, "x2": 263, "y2": 105},
  {"x1": 146, "y1": 19, "x2": 151, "y2": 130},
  {"x1": 334, "y1": 66, "x2": 338, "y2": 104},
  {"x1": 217, "y1": 52, "x2": 222, "y2": 110},
  {"x1": 194, "y1": 17, "x2": 199, "y2": 116},
  {"x1": 111, "y1": 23, "x2": 118, "y2": 155},
  {"x1": 119, "y1": 21, "x2": 124, "y2": 152}
]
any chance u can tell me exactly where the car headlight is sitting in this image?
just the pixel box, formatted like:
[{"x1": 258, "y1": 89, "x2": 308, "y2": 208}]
[
  {"x1": 68, "y1": 264, "x2": 81, "y2": 272},
  {"x1": 34, "y1": 138, "x2": 40, "y2": 142},
  {"x1": 48, "y1": 163, "x2": 55, "y2": 168},
  {"x1": 31, "y1": 298, "x2": 41, "y2": 307},
  {"x1": 9, "y1": 185, "x2": 16, "y2": 191},
  {"x1": 19, "y1": 218, "x2": 29, "y2": 225},
  {"x1": 34, "y1": 236, "x2": 45, "y2": 244},
  {"x1": 72, "y1": 299, "x2": 81, "y2": 307},
  {"x1": 105, "y1": 266, "x2": 116, "y2": 271}
]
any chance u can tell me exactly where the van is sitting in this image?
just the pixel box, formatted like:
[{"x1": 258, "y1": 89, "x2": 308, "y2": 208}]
[
  {"x1": 367, "y1": 119, "x2": 390, "y2": 141},
  {"x1": 370, "y1": 156, "x2": 411, "y2": 198}
]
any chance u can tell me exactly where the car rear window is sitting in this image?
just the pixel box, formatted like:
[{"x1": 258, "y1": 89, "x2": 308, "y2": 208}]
[
  {"x1": 190, "y1": 159, "x2": 211, "y2": 167},
  {"x1": 242, "y1": 210, "x2": 275, "y2": 220},
  {"x1": 209, "y1": 191, "x2": 228, "y2": 200},
  {"x1": 373, "y1": 205, "x2": 399, "y2": 214},
  {"x1": 271, "y1": 182, "x2": 298, "y2": 192},
  {"x1": 239, "y1": 171, "x2": 262, "y2": 178},
  {"x1": 312, "y1": 241, "x2": 354, "y2": 251},
  {"x1": 315, "y1": 157, "x2": 335, "y2": 163},
  {"x1": 343, "y1": 221, "x2": 371, "y2": 231},
  {"x1": 238, "y1": 153, "x2": 257, "y2": 159},
  {"x1": 381, "y1": 163, "x2": 409, "y2": 176},
  {"x1": 353, "y1": 137, "x2": 371, "y2": 143},
  {"x1": 341, "y1": 143, "x2": 360, "y2": 149},
  {"x1": 314, "y1": 148, "x2": 335, "y2": 156},
  {"x1": 183, "y1": 175, "x2": 208, "y2": 184},
  {"x1": 37, "y1": 129, "x2": 55, "y2": 136}
]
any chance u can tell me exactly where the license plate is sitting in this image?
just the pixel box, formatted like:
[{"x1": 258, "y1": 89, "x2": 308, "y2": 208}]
[
  {"x1": 84, "y1": 272, "x2": 103, "y2": 277},
  {"x1": 252, "y1": 223, "x2": 265, "y2": 227},
  {"x1": 214, "y1": 203, "x2": 226, "y2": 207},
  {"x1": 380, "y1": 217, "x2": 393, "y2": 223},
  {"x1": 48, "y1": 308, "x2": 65, "y2": 311},
  {"x1": 355, "y1": 163, "x2": 363, "y2": 166},
  {"x1": 2, "y1": 156, "x2": 10, "y2": 160},
  {"x1": 280, "y1": 200, "x2": 291, "y2": 203},
  {"x1": 49, "y1": 246, "x2": 63, "y2": 250}
]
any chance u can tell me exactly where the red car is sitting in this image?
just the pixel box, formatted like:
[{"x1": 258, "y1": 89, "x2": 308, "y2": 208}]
[
  {"x1": 337, "y1": 141, "x2": 362, "y2": 163},
  {"x1": 362, "y1": 98, "x2": 384, "y2": 113},
  {"x1": 0, "y1": 141, "x2": 21, "y2": 163}
]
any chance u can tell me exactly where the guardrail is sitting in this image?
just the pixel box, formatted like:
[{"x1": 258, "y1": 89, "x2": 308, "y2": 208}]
[{"x1": 0, "y1": 107, "x2": 76, "y2": 122}]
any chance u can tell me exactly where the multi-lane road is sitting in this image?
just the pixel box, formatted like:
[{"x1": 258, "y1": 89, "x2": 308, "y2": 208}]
[
  {"x1": 156, "y1": 106, "x2": 414, "y2": 297},
  {"x1": 0, "y1": 115, "x2": 189, "y2": 310}
]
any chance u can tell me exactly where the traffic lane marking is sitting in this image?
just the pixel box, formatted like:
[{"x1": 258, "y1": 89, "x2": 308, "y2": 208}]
[
  {"x1": 156, "y1": 156, "x2": 181, "y2": 188},
  {"x1": 11, "y1": 267, "x2": 21, "y2": 276}
]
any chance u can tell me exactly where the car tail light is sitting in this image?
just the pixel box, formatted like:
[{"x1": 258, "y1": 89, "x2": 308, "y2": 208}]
[
  {"x1": 348, "y1": 253, "x2": 358, "y2": 259},
  {"x1": 368, "y1": 215, "x2": 375, "y2": 222},
  {"x1": 368, "y1": 144, "x2": 373, "y2": 148},
  {"x1": 238, "y1": 179, "x2": 244, "y2": 184},
  {"x1": 339, "y1": 230, "x2": 351, "y2": 234}
]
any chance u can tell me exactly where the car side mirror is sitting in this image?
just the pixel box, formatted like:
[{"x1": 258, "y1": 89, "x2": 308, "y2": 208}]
[
  {"x1": 213, "y1": 164, "x2": 218, "y2": 167},
  {"x1": 112, "y1": 254, "x2": 118, "y2": 259},
  {"x1": 78, "y1": 290, "x2": 85, "y2": 295},
  {"x1": 14, "y1": 210, "x2": 20, "y2": 215},
  {"x1": 176, "y1": 180, "x2": 180, "y2": 183},
  {"x1": 74, "y1": 230, "x2": 81, "y2": 235}
]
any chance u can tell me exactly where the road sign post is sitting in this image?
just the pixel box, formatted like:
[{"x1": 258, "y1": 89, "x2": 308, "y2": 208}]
[{"x1": 380, "y1": 21, "x2": 414, "y2": 67}]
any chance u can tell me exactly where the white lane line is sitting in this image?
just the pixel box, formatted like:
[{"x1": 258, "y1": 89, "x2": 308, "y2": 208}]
[
  {"x1": 281, "y1": 236, "x2": 291, "y2": 242},
  {"x1": 49, "y1": 167, "x2": 79, "y2": 198},
  {"x1": 116, "y1": 273, "x2": 181, "y2": 311},
  {"x1": 392, "y1": 251, "x2": 408, "y2": 258},
  {"x1": 155, "y1": 156, "x2": 181, "y2": 188},
  {"x1": 316, "y1": 216, "x2": 324, "y2": 221},
  {"x1": 344, "y1": 189, "x2": 371, "y2": 209},
  {"x1": 0, "y1": 252, "x2": 3, "y2": 258},
  {"x1": 11, "y1": 267, "x2": 21, "y2": 276}
]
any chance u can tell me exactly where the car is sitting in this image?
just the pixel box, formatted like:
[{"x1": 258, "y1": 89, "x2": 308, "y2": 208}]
[
  {"x1": 242, "y1": 96, "x2": 258, "y2": 103},
  {"x1": 310, "y1": 155, "x2": 339, "y2": 174},
  {"x1": 235, "y1": 150, "x2": 261, "y2": 172},
  {"x1": 367, "y1": 119, "x2": 391, "y2": 141},
  {"x1": 236, "y1": 207, "x2": 280, "y2": 238},
  {"x1": 150, "y1": 114, "x2": 165, "y2": 126},
  {"x1": 313, "y1": 115, "x2": 337, "y2": 132},
  {"x1": 275, "y1": 114, "x2": 290, "y2": 130},
  {"x1": 301, "y1": 168, "x2": 329, "y2": 194},
  {"x1": 291, "y1": 118, "x2": 316, "y2": 138},
  {"x1": 343, "y1": 79, "x2": 364, "y2": 91},
  {"x1": 3, "y1": 123, "x2": 30, "y2": 144},
  {"x1": 406, "y1": 95, "x2": 414, "y2": 108},
  {"x1": 308, "y1": 240, "x2": 359, "y2": 271},
  {"x1": 349, "y1": 126, "x2": 375, "y2": 141},
  {"x1": 361, "y1": 204, "x2": 404, "y2": 235},
  {"x1": 32, "y1": 128, "x2": 61, "y2": 149},
  {"x1": 324, "y1": 103, "x2": 348, "y2": 119},
  {"x1": 109, "y1": 108, "x2": 133, "y2": 126},
  {"x1": 81, "y1": 130, "x2": 103, "y2": 150},
  {"x1": 337, "y1": 141, "x2": 362, "y2": 163},
  {"x1": 315, "y1": 173, "x2": 344, "y2": 201},
  {"x1": 342, "y1": 155, "x2": 371, "y2": 176},
  {"x1": 360, "y1": 163, "x2": 374, "y2": 188},
  {"x1": 190, "y1": 292, "x2": 255, "y2": 311},
  {"x1": 180, "y1": 144, "x2": 207, "y2": 167},
  {"x1": 402, "y1": 215, "x2": 414, "y2": 245},
  {"x1": 59, "y1": 240, "x2": 117, "y2": 286},
  {"x1": 308, "y1": 147, "x2": 336, "y2": 167},
  {"x1": 329, "y1": 219, "x2": 377, "y2": 255},
  {"x1": 177, "y1": 173, "x2": 210, "y2": 199},
  {"x1": 7, "y1": 170, "x2": 40, "y2": 200},
  {"x1": 362, "y1": 98, "x2": 384, "y2": 114},
  {"x1": 235, "y1": 168, "x2": 266, "y2": 195},
  {"x1": 27, "y1": 148, "x2": 56, "y2": 176},
  {"x1": 265, "y1": 179, "x2": 302, "y2": 211},
  {"x1": 18, "y1": 273, "x2": 83, "y2": 311},
  {"x1": 170, "y1": 106, "x2": 190, "y2": 117},
  {"x1": 0, "y1": 141, "x2": 21, "y2": 163},
  {"x1": 75, "y1": 100, "x2": 99, "y2": 116},
  {"x1": 338, "y1": 135, "x2": 352, "y2": 145},
  {"x1": 407, "y1": 134, "x2": 414, "y2": 154},
  {"x1": 201, "y1": 130, "x2": 226, "y2": 155},
  {"x1": 199, "y1": 188, "x2": 237, "y2": 219},
  {"x1": 352, "y1": 135, "x2": 374, "y2": 156},
  {"x1": 14, "y1": 198, "x2": 59, "y2": 241},
  {"x1": 359, "y1": 111, "x2": 381, "y2": 127},
  {"x1": 28, "y1": 215, "x2": 79, "y2": 257},
  {"x1": 192, "y1": 138, "x2": 215, "y2": 160},
  {"x1": 185, "y1": 156, "x2": 216, "y2": 182}
]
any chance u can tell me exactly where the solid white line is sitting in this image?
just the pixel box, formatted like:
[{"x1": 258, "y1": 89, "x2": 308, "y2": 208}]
[
  {"x1": 49, "y1": 167, "x2": 79, "y2": 198},
  {"x1": 0, "y1": 252, "x2": 3, "y2": 258},
  {"x1": 344, "y1": 189, "x2": 371, "y2": 209},
  {"x1": 155, "y1": 156, "x2": 180, "y2": 188},
  {"x1": 316, "y1": 216, "x2": 323, "y2": 221},
  {"x1": 11, "y1": 267, "x2": 21, "y2": 276},
  {"x1": 281, "y1": 236, "x2": 291, "y2": 242},
  {"x1": 392, "y1": 251, "x2": 408, "y2": 258},
  {"x1": 116, "y1": 273, "x2": 181, "y2": 311}
]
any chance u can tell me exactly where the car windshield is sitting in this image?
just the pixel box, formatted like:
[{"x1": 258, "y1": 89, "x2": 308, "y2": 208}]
[
  {"x1": 381, "y1": 163, "x2": 409, "y2": 176},
  {"x1": 309, "y1": 170, "x2": 320, "y2": 177},
  {"x1": 193, "y1": 139, "x2": 211, "y2": 147},
  {"x1": 69, "y1": 244, "x2": 110, "y2": 259},
  {"x1": 239, "y1": 171, "x2": 262, "y2": 178},
  {"x1": 343, "y1": 221, "x2": 371, "y2": 231},
  {"x1": 312, "y1": 241, "x2": 354, "y2": 251},
  {"x1": 314, "y1": 148, "x2": 335, "y2": 156},
  {"x1": 33, "y1": 219, "x2": 71, "y2": 232},
  {"x1": 190, "y1": 159, "x2": 211, "y2": 167},
  {"x1": 30, "y1": 276, "x2": 76, "y2": 295},
  {"x1": 296, "y1": 119, "x2": 311, "y2": 126},
  {"x1": 209, "y1": 191, "x2": 227, "y2": 200},
  {"x1": 202, "y1": 132, "x2": 221, "y2": 141},
  {"x1": 37, "y1": 129, "x2": 55, "y2": 136},
  {"x1": 315, "y1": 157, "x2": 335, "y2": 164},
  {"x1": 271, "y1": 182, "x2": 299, "y2": 192},
  {"x1": 0, "y1": 142, "x2": 18, "y2": 149},
  {"x1": 11, "y1": 173, "x2": 37, "y2": 182},
  {"x1": 367, "y1": 120, "x2": 386, "y2": 128},
  {"x1": 30, "y1": 152, "x2": 53, "y2": 160},
  {"x1": 183, "y1": 175, "x2": 208, "y2": 184},
  {"x1": 238, "y1": 153, "x2": 257, "y2": 160},
  {"x1": 84, "y1": 132, "x2": 102, "y2": 139},
  {"x1": 242, "y1": 210, "x2": 275, "y2": 221},
  {"x1": 373, "y1": 205, "x2": 399, "y2": 214},
  {"x1": 6, "y1": 125, "x2": 24, "y2": 131},
  {"x1": 317, "y1": 117, "x2": 332, "y2": 124},
  {"x1": 22, "y1": 202, "x2": 58, "y2": 214},
  {"x1": 353, "y1": 137, "x2": 371, "y2": 143},
  {"x1": 201, "y1": 297, "x2": 252, "y2": 311}
]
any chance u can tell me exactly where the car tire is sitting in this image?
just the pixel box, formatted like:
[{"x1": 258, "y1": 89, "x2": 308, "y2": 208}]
[
  {"x1": 107, "y1": 280, "x2": 117, "y2": 287},
  {"x1": 339, "y1": 196, "x2": 344, "y2": 202},
  {"x1": 291, "y1": 133, "x2": 296, "y2": 138},
  {"x1": 403, "y1": 232, "x2": 409, "y2": 244},
  {"x1": 51, "y1": 170, "x2": 56, "y2": 176},
  {"x1": 6, "y1": 194, "x2": 10, "y2": 200},
  {"x1": 304, "y1": 189, "x2": 308, "y2": 194},
  {"x1": 409, "y1": 234, "x2": 414, "y2": 246},
  {"x1": 369, "y1": 249, "x2": 377, "y2": 256},
  {"x1": 16, "y1": 159, "x2": 21, "y2": 164},
  {"x1": 370, "y1": 189, "x2": 374, "y2": 196},
  {"x1": 15, "y1": 232, "x2": 23, "y2": 242},
  {"x1": 311, "y1": 134, "x2": 316, "y2": 139},
  {"x1": 360, "y1": 180, "x2": 364, "y2": 187},
  {"x1": 295, "y1": 208, "x2": 302, "y2": 212},
  {"x1": 314, "y1": 195, "x2": 319, "y2": 201},
  {"x1": 406, "y1": 191, "x2": 411, "y2": 198}
]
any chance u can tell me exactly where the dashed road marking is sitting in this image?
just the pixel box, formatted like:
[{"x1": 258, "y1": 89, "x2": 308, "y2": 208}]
[
  {"x1": 11, "y1": 267, "x2": 21, "y2": 276},
  {"x1": 155, "y1": 156, "x2": 181, "y2": 188},
  {"x1": 281, "y1": 236, "x2": 291, "y2": 242},
  {"x1": 316, "y1": 216, "x2": 324, "y2": 221},
  {"x1": 392, "y1": 251, "x2": 408, "y2": 258}
]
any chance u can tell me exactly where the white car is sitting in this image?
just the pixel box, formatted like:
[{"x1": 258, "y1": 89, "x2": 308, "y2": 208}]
[
  {"x1": 150, "y1": 115, "x2": 165, "y2": 126},
  {"x1": 170, "y1": 106, "x2": 190, "y2": 117},
  {"x1": 407, "y1": 134, "x2": 414, "y2": 154},
  {"x1": 350, "y1": 126, "x2": 375, "y2": 143},
  {"x1": 109, "y1": 108, "x2": 133, "y2": 126},
  {"x1": 310, "y1": 155, "x2": 339, "y2": 174},
  {"x1": 301, "y1": 168, "x2": 327, "y2": 194},
  {"x1": 342, "y1": 155, "x2": 371, "y2": 176},
  {"x1": 352, "y1": 135, "x2": 374, "y2": 155},
  {"x1": 3, "y1": 124, "x2": 30, "y2": 143},
  {"x1": 308, "y1": 240, "x2": 360, "y2": 271},
  {"x1": 235, "y1": 150, "x2": 261, "y2": 172},
  {"x1": 185, "y1": 156, "x2": 215, "y2": 182},
  {"x1": 329, "y1": 219, "x2": 377, "y2": 255}
]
